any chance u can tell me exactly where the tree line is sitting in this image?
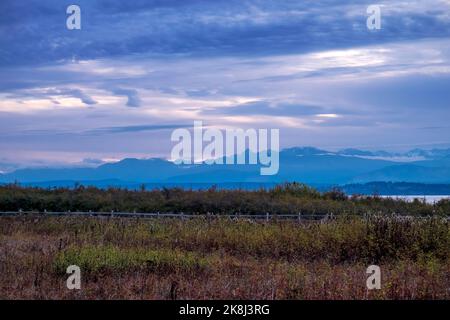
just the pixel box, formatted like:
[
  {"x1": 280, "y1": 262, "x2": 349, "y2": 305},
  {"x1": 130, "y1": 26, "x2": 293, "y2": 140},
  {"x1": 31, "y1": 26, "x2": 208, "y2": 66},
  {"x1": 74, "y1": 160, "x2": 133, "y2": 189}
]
[{"x1": 0, "y1": 182, "x2": 448, "y2": 216}]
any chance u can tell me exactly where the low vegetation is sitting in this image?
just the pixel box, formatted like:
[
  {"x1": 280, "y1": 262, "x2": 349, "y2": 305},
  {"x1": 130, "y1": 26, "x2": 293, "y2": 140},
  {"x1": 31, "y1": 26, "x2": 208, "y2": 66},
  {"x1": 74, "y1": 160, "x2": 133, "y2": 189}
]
[
  {"x1": 0, "y1": 182, "x2": 449, "y2": 216},
  {"x1": 0, "y1": 215, "x2": 448, "y2": 299}
]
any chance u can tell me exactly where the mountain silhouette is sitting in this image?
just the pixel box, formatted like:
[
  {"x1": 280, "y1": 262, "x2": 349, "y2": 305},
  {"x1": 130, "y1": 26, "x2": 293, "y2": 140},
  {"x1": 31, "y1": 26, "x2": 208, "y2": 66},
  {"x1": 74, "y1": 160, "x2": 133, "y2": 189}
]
[{"x1": 2, "y1": 147, "x2": 450, "y2": 186}]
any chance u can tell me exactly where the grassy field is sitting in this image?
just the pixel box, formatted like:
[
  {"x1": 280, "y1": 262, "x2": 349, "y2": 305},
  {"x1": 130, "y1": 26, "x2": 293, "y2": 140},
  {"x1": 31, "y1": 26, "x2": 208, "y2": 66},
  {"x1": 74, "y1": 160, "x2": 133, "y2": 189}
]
[{"x1": 0, "y1": 215, "x2": 449, "y2": 299}]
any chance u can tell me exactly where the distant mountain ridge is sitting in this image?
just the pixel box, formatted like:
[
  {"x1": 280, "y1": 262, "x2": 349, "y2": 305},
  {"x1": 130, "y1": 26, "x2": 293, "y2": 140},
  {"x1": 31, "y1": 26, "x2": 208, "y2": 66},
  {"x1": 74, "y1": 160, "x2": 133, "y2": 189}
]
[
  {"x1": 284, "y1": 146, "x2": 450, "y2": 160},
  {"x1": 1, "y1": 146, "x2": 450, "y2": 187}
]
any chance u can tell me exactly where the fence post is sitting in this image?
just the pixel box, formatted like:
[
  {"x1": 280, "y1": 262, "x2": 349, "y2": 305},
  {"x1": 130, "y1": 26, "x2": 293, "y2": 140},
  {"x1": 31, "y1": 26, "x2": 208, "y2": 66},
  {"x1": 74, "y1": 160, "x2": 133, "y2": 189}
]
[
  {"x1": 298, "y1": 211, "x2": 301, "y2": 223},
  {"x1": 266, "y1": 212, "x2": 269, "y2": 222}
]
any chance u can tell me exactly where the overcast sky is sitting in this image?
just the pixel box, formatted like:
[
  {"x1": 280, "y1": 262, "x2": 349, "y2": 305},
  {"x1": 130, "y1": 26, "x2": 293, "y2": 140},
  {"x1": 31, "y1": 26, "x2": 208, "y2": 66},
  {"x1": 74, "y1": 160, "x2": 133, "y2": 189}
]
[{"x1": 1, "y1": 0, "x2": 450, "y2": 168}]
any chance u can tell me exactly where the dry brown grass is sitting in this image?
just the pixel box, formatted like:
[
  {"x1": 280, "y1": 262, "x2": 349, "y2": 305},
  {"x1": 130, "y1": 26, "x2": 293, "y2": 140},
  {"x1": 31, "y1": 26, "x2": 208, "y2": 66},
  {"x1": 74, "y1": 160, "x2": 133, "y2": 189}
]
[{"x1": 0, "y1": 216, "x2": 449, "y2": 299}]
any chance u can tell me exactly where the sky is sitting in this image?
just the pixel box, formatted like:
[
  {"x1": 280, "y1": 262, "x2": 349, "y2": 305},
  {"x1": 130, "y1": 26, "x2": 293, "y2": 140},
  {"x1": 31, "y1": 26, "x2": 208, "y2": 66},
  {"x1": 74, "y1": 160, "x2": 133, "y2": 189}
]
[{"x1": 1, "y1": 0, "x2": 450, "y2": 170}]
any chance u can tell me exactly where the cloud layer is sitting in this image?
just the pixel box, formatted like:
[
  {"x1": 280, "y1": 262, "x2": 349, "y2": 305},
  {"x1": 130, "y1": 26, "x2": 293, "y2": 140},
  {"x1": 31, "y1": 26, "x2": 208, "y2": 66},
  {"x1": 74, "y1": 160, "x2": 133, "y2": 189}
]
[{"x1": 1, "y1": 0, "x2": 450, "y2": 167}]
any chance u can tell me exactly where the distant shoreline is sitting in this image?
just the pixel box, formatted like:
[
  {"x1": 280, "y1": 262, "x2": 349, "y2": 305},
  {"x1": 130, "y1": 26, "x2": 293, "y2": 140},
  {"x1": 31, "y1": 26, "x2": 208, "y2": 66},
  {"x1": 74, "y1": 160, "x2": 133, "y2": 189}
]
[
  {"x1": 379, "y1": 195, "x2": 450, "y2": 204},
  {"x1": 2, "y1": 181, "x2": 450, "y2": 196}
]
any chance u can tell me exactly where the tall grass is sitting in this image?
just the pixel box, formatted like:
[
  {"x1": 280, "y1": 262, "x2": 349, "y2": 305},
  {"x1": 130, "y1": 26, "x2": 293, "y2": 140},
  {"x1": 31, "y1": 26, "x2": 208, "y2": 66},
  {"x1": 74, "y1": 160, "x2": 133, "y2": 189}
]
[
  {"x1": 0, "y1": 216, "x2": 449, "y2": 299},
  {"x1": 53, "y1": 246, "x2": 210, "y2": 274}
]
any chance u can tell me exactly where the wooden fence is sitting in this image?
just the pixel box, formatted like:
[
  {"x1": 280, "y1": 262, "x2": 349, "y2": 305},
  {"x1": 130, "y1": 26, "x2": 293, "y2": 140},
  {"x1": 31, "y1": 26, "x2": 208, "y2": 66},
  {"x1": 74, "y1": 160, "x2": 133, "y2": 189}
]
[{"x1": 0, "y1": 211, "x2": 447, "y2": 221}]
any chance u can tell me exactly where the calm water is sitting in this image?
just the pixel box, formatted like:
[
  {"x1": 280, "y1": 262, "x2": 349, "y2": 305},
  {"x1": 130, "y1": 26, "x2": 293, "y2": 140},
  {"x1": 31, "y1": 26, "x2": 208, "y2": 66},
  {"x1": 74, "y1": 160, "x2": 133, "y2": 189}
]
[{"x1": 380, "y1": 195, "x2": 450, "y2": 204}]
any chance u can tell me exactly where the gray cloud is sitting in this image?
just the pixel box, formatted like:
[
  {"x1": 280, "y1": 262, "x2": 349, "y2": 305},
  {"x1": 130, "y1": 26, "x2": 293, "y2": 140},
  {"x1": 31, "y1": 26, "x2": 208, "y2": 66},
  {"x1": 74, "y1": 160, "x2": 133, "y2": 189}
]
[
  {"x1": 65, "y1": 89, "x2": 97, "y2": 105},
  {"x1": 1, "y1": 1, "x2": 450, "y2": 167},
  {"x1": 203, "y1": 101, "x2": 347, "y2": 117},
  {"x1": 85, "y1": 124, "x2": 187, "y2": 134},
  {"x1": 1, "y1": 0, "x2": 450, "y2": 67},
  {"x1": 5, "y1": 87, "x2": 97, "y2": 105},
  {"x1": 112, "y1": 88, "x2": 141, "y2": 107}
]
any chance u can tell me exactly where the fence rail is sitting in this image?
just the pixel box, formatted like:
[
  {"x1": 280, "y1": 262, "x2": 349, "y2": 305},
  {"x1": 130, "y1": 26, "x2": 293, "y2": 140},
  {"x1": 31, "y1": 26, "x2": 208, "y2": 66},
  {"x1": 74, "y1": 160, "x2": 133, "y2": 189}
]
[
  {"x1": 0, "y1": 211, "x2": 327, "y2": 220},
  {"x1": 0, "y1": 211, "x2": 448, "y2": 221}
]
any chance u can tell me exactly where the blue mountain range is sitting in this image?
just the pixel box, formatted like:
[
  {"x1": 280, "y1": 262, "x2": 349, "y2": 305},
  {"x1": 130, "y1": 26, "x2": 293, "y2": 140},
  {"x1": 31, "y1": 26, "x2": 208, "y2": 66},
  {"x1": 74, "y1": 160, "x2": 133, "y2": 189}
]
[{"x1": 1, "y1": 147, "x2": 450, "y2": 187}]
